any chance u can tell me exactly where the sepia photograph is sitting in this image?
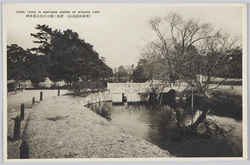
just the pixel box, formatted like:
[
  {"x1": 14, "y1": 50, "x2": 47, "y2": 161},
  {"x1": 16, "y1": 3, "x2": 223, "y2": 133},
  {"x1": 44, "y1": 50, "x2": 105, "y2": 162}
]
[{"x1": 2, "y1": 2, "x2": 248, "y2": 162}]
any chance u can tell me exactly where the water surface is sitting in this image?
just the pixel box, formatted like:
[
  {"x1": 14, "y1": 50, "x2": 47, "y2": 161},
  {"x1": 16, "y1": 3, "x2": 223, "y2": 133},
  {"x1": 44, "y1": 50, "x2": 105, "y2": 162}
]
[{"x1": 88, "y1": 102, "x2": 177, "y2": 146}]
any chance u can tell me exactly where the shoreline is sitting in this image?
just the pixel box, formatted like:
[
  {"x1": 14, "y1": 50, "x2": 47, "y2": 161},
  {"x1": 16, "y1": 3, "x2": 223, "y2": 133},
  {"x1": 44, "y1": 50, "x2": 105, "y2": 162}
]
[
  {"x1": 6, "y1": 90, "x2": 243, "y2": 159},
  {"x1": 20, "y1": 96, "x2": 172, "y2": 159}
]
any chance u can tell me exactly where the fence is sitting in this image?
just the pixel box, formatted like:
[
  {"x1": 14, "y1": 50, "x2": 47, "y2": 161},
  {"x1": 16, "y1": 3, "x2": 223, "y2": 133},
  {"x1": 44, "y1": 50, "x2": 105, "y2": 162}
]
[
  {"x1": 10, "y1": 89, "x2": 112, "y2": 141},
  {"x1": 77, "y1": 91, "x2": 112, "y2": 107},
  {"x1": 11, "y1": 89, "x2": 61, "y2": 141},
  {"x1": 107, "y1": 81, "x2": 188, "y2": 94}
]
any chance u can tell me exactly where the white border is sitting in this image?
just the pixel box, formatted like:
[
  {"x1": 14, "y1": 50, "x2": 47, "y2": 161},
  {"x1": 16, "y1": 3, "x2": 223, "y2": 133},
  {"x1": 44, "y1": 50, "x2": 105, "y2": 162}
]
[{"x1": 1, "y1": 0, "x2": 249, "y2": 164}]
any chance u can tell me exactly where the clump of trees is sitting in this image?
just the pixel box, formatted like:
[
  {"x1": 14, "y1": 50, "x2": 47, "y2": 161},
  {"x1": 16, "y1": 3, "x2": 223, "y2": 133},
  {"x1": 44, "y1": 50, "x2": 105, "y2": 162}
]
[
  {"x1": 132, "y1": 59, "x2": 149, "y2": 82},
  {"x1": 132, "y1": 12, "x2": 242, "y2": 104},
  {"x1": 31, "y1": 25, "x2": 113, "y2": 84},
  {"x1": 7, "y1": 44, "x2": 48, "y2": 84},
  {"x1": 133, "y1": 12, "x2": 242, "y2": 134},
  {"x1": 7, "y1": 24, "x2": 113, "y2": 92},
  {"x1": 113, "y1": 65, "x2": 134, "y2": 83},
  {"x1": 134, "y1": 12, "x2": 242, "y2": 89},
  {"x1": 210, "y1": 90, "x2": 242, "y2": 120}
]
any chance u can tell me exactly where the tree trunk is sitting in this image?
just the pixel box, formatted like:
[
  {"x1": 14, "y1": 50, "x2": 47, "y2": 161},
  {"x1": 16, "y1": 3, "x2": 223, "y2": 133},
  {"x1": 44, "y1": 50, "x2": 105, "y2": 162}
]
[
  {"x1": 159, "y1": 92, "x2": 163, "y2": 105},
  {"x1": 190, "y1": 109, "x2": 210, "y2": 134}
]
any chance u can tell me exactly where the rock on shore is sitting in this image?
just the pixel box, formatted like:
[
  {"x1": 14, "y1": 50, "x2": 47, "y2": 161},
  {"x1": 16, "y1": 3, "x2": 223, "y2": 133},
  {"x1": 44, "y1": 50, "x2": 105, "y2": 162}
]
[{"x1": 22, "y1": 96, "x2": 172, "y2": 159}]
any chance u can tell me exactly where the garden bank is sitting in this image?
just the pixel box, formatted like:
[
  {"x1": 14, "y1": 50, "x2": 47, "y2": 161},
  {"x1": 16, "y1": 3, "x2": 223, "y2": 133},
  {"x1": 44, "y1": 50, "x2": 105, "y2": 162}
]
[{"x1": 21, "y1": 95, "x2": 172, "y2": 158}]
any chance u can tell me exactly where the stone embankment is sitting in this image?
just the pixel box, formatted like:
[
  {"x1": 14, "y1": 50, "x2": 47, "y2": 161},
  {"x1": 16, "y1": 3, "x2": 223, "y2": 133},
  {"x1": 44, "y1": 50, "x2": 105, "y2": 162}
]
[{"x1": 22, "y1": 96, "x2": 172, "y2": 158}]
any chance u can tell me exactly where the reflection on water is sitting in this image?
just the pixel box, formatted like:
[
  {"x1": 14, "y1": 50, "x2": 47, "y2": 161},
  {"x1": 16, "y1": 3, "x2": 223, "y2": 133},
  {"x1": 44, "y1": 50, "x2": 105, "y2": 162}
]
[
  {"x1": 87, "y1": 101, "x2": 242, "y2": 157},
  {"x1": 88, "y1": 102, "x2": 178, "y2": 146}
]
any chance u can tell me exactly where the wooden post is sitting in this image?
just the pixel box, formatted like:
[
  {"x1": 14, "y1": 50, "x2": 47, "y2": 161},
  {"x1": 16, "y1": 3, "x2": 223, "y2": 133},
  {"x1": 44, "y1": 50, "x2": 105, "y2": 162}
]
[
  {"x1": 32, "y1": 97, "x2": 35, "y2": 106},
  {"x1": 58, "y1": 89, "x2": 60, "y2": 96},
  {"x1": 159, "y1": 92, "x2": 163, "y2": 105},
  {"x1": 21, "y1": 104, "x2": 25, "y2": 120},
  {"x1": 40, "y1": 91, "x2": 43, "y2": 101},
  {"x1": 191, "y1": 88, "x2": 194, "y2": 124},
  {"x1": 124, "y1": 102, "x2": 128, "y2": 109},
  {"x1": 175, "y1": 96, "x2": 180, "y2": 103},
  {"x1": 13, "y1": 116, "x2": 21, "y2": 141},
  {"x1": 183, "y1": 95, "x2": 186, "y2": 103},
  {"x1": 122, "y1": 93, "x2": 124, "y2": 102},
  {"x1": 170, "y1": 83, "x2": 173, "y2": 89}
]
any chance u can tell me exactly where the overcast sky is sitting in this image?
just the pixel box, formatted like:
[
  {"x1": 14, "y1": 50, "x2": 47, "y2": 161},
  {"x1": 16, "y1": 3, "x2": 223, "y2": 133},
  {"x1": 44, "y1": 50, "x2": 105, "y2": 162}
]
[{"x1": 4, "y1": 3, "x2": 245, "y2": 68}]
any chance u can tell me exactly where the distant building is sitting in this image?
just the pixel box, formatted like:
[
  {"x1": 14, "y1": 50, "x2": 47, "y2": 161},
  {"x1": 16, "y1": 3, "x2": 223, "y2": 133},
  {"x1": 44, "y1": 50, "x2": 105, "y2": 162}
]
[
  {"x1": 54, "y1": 80, "x2": 68, "y2": 87},
  {"x1": 22, "y1": 80, "x2": 33, "y2": 88},
  {"x1": 39, "y1": 77, "x2": 53, "y2": 88},
  {"x1": 7, "y1": 79, "x2": 33, "y2": 91}
]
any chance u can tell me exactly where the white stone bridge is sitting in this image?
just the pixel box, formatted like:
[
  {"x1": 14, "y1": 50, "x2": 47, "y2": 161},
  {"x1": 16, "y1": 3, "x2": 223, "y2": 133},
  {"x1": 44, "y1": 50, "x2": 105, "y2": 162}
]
[{"x1": 107, "y1": 82, "x2": 187, "y2": 103}]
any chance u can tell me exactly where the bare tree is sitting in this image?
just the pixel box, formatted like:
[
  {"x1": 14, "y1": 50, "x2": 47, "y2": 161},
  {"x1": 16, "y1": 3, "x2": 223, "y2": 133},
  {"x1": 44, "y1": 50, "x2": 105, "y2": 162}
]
[
  {"x1": 125, "y1": 65, "x2": 135, "y2": 82},
  {"x1": 146, "y1": 12, "x2": 240, "y2": 93},
  {"x1": 141, "y1": 12, "x2": 241, "y2": 132},
  {"x1": 140, "y1": 44, "x2": 166, "y2": 81}
]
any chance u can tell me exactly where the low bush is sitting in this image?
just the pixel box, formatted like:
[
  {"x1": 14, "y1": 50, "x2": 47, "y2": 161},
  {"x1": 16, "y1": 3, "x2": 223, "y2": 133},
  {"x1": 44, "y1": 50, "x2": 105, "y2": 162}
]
[
  {"x1": 209, "y1": 90, "x2": 242, "y2": 120},
  {"x1": 70, "y1": 81, "x2": 107, "y2": 95}
]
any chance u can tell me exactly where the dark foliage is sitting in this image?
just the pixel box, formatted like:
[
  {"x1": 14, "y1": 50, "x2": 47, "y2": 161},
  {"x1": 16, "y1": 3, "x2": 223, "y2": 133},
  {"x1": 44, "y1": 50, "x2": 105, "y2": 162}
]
[
  {"x1": 214, "y1": 48, "x2": 242, "y2": 78},
  {"x1": 132, "y1": 59, "x2": 151, "y2": 83},
  {"x1": 209, "y1": 90, "x2": 242, "y2": 120},
  {"x1": 7, "y1": 44, "x2": 48, "y2": 84},
  {"x1": 7, "y1": 24, "x2": 113, "y2": 93},
  {"x1": 69, "y1": 80, "x2": 107, "y2": 95},
  {"x1": 31, "y1": 25, "x2": 113, "y2": 84}
]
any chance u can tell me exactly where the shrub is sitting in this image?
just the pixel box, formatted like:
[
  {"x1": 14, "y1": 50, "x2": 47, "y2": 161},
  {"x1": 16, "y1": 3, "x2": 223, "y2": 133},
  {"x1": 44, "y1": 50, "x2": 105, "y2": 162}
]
[
  {"x1": 70, "y1": 80, "x2": 107, "y2": 95},
  {"x1": 209, "y1": 90, "x2": 242, "y2": 120}
]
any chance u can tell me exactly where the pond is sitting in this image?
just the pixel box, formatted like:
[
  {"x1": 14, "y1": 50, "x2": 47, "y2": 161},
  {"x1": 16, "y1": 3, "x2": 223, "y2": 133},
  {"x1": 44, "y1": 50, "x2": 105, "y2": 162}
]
[
  {"x1": 87, "y1": 101, "x2": 242, "y2": 157},
  {"x1": 87, "y1": 102, "x2": 181, "y2": 147}
]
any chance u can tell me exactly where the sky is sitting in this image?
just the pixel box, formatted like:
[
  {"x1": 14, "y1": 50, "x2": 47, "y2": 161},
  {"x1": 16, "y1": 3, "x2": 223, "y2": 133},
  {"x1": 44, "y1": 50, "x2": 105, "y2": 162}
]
[{"x1": 3, "y1": 3, "x2": 245, "y2": 69}]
